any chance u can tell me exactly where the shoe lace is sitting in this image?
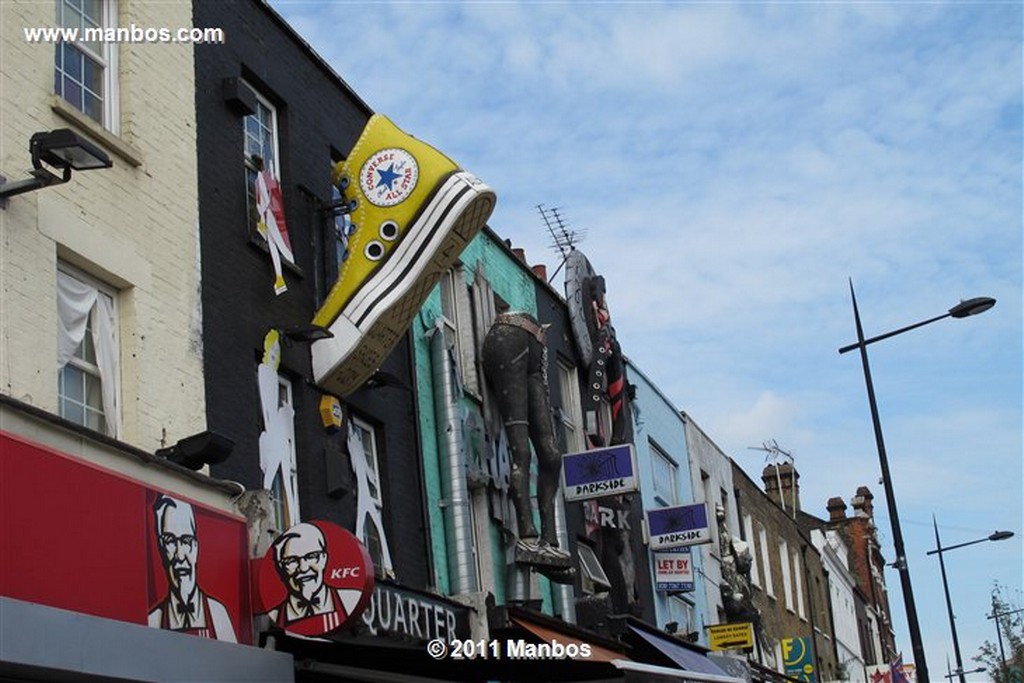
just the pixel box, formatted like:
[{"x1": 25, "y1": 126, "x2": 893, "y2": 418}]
[{"x1": 331, "y1": 177, "x2": 358, "y2": 263}]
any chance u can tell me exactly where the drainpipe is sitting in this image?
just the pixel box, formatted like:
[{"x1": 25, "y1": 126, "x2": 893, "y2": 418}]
[
  {"x1": 429, "y1": 321, "x2": 478, "y2": 595},
  {"x1": 407, "y1": 329, "x2": 437, "y2": 589},
  {"x1": 552, "y1": 488, "x2": 576, "y2": 623}
]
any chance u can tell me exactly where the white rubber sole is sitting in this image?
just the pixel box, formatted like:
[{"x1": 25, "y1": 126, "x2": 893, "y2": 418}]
[{"x1": 313, "y1": 172, "x2": 495, "y2": 396}]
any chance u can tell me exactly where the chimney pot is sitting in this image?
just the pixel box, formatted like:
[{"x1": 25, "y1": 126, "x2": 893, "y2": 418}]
[
  {"x1": 532, "y1": 264, "x2": 547, "y2": 280},
  {"x1": 512, "y1": 247, "x2": 526, "y2": 262},
  {"x1": 826, "y1": 496, "x2": 847, "y2": 522}
]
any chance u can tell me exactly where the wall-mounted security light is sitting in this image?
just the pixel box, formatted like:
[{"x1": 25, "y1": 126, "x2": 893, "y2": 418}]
[
  {"x1": 281, "y1": 324, "x2": 333, "y2": 343},
  {"x1": 155, "y1": 430, "x2": 234, "y2": 471},
  {"x1": 0, "y1": 129, "x2": 113, "y2": 201}
]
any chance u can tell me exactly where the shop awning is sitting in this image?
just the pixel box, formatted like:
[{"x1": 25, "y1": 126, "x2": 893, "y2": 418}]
[
  {"x1": 511, "y1": 615, "x2": 625, "y2": 663},
  {"x1": 625, "y1": 622, "x2": 745, "y2": 683}
]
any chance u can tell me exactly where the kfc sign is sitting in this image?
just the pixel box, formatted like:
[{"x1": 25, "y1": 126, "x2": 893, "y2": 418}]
[{"x1": 256, "y1": 521, "x2": 374, "y2": 636}]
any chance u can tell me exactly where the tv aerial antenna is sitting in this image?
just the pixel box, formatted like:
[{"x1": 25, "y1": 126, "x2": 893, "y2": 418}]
[
  {"x1": 537, "y1": 204, "x2": 586, "y2": 285},
  {"x1": 748, "y1": 439, "x2": 797, "y2": 518}
]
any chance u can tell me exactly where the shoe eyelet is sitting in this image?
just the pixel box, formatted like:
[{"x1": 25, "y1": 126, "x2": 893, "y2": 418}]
[
  {"x1": 379, "y1": 220, "x2": 399, "y2": 242},
  {"x1": 364, "y1": 240, "x2": 385, "y2": 261},
  {"x1": 348, "y1": 199, "x2": 358, "y2": 212},
  {"x1": 338, "y1": 176, "x2": 350, "y2": 191}
]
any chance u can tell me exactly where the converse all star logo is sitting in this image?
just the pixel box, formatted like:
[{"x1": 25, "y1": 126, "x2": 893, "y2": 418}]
[{"x1": 360, "y1": 148, "x2": 419, "y2": 207}]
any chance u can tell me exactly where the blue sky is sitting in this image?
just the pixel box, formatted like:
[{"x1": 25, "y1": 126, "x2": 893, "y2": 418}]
[{"x1": 271, "y1": 1, "x2": 1022, "y2": 674}]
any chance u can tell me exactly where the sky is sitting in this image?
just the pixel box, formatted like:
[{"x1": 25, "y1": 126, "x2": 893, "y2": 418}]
[{"x1": 270, "y1": 1, "x2": 1023, "y2": 676}]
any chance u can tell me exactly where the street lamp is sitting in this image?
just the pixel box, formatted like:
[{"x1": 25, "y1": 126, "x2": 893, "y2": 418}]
[
  {"x1": 838, "y1": 280, "x2": 996, "y2": 683},
  {"x1": 928, "y1": 518, "x2": 1014, "y2": 683}
]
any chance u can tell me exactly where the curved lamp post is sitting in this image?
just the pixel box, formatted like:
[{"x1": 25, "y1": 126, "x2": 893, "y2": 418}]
[
  {"x1": 838, "y1": 280, "x2": 996, "y2": 683},
  {"x1": 928, "y1": 520, "x2": 1014, "y2": 683}
]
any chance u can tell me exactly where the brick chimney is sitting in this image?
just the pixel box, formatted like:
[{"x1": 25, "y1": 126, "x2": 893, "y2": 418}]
[
  {"x1": 531, "y1": 264, "x2": 547, "y2": 280},
  {"x1": 851, "y1": 486, "x2": 874, "y2": 518},
  {"x1": 827, "y1": 496, "x2": 847, "y2": 522},
  {"x1": 761, "y1": 462, "x2": 800, "y2": 513}
]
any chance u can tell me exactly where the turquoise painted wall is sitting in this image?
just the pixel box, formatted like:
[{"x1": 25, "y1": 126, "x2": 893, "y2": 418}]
[
  {"x1": 413, "y1": 229, "x2": 554, "y2": 612},
  {"x1": 626, "y1": 358, "x2": 712, "y2": 643}
]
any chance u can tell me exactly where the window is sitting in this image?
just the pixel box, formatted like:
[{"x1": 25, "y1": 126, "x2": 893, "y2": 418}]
[
  {"x1": 650, "y1": 442, "x2": 678, "y2": 505},
  {"x1": 557, "y1": 360, "x2": 585, "y2": 453},
  {"x1": 269, "y1": 377, "x2": 298, "y2": 530},
  {"x1": 244, "y1": 90, "x2": 285, "y2": 244},
  {"x1": 758, "y1": 523, "x2": 774, "y2": 596},
  {"x1": 55, "y1": 0, "x2": 118, "y2": 129},
  {"x1": 700, "y1": 471, "x2": 716, "y2": 545},
  {"x1": 744, "y1": 514, "x2": 760, "y2": 587},
  {"x1": 349, "y1": 416, "x2": 394, "y2": 577},
  {"x1": 794, "y1": 549, "x2": 806, "y2": 618},
  {"x1": 780, "y1": 539, "x2": 794, "y2": 610},
  {"x1": 57, "y1": 266, "x2": 119, "y2": 437},
  {"x1": 438, "y1": 266, "x2": 483, "y2": 395}
]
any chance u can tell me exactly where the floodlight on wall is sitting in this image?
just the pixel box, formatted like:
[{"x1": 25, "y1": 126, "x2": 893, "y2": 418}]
[
  {"x1": 0, "y1": 129, "x2": 113, "y2": 201},
  {"x1": 281, "y1": 324, "x2": 334, "y2": 343},
  {"x1": 155, "y1": 430, "x2": 234, "y2": 471}
]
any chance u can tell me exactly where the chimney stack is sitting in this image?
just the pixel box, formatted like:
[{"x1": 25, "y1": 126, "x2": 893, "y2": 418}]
[
  {"x1": 512, "y1": 247, "x2": 526, "y2": 263},
  {"x1": 826, "y1": 496, "x2": 847, "y2": 522},
  {"x1": 761, "y1": 462, "x2": 801, "y2": 513},
  {"x1": 532, "y1": 264, "x2": 547, "y2": 281},
  {"x1": 851, "y1": 486, "x2": 874, "y2": 518}
]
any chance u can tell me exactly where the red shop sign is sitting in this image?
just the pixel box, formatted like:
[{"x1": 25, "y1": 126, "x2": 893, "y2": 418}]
[{"x1": 255, "y1": 521, "x2": 374, "y2": 636}]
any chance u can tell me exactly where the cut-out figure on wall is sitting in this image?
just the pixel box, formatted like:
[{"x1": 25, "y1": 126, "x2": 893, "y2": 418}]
[
  {"x1": 258, "y1": 330, "x2": 298, "y2": 526},
  {"x1": 482, "y1": 311, "x2": 571, "y2": 570},
  {"x1": 347, "y1": 421, "x2": 394, "y2": 578},
  {"x1": 716, "y1": 503, "x2": 769, "y2": 653},
  {"x1": 252, "y1": 155, "x2": 294, "y2": 295},
  {"x1": 148, "y1": 494, "x2": 237, "y2": 642},
  {"x1": 266, "y1": 523, "x2": 364, "y2": 633}
]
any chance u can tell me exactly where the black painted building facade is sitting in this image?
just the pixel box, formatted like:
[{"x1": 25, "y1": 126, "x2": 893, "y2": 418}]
[{"x1": 193, "y1": 0, "x2": 432, "y2": 592}]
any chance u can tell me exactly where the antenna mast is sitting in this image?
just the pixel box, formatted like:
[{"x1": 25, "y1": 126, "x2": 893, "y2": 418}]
[
  {"x1": 537, "y1": 204, "x2": 586, "y2": 285},
  {"x1": 748, "y1": 439, "x2": 797, "y2": 519}
]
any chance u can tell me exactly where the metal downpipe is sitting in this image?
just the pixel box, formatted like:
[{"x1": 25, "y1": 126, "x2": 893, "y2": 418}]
[{"x1": 429, "y1": 322, "x2": 479, "y2": 595}]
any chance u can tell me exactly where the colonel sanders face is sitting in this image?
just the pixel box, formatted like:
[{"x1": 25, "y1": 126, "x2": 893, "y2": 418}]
[
  {"x1": 275, "y1": 523, "x2": 328, "y2": 603},
  {"x1": 156, "y1": 497, "x2": 198, "y2": 602}
]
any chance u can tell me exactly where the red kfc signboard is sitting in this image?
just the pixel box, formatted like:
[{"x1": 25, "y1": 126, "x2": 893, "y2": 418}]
[
  {"x1": 0, "y1": 431, "x2": 252, "y2": 644},
  {"x1": 255, "y1": 521, "x2": 374, "y2": 636}
]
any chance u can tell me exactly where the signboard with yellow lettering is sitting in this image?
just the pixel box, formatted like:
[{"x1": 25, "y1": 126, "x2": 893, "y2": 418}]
[
  {"x1": 708, "y1": 622, "x2": 754, "y2": 651},
  {"x1": 782, "y1": 636, "x2": 817, "y2": 682}
]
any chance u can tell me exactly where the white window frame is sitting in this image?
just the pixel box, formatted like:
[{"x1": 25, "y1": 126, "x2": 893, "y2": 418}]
[
  {"x1": 650, "y1": 441, "x2": 678, "y2": 506},
  {"x1": 743, "y1": 514, "x2": 760, "y2": 587},
  {"x1": 244, "y1": 87, "x2": 289, "y2": 261},
  {"x1": 700, "y1": 471, "x2": 714, "y2": 543},
  {"x1": 269, "y1": 376, "x2": 299, "y2": 530},
  {"x1": 55, "y1": 0, "x2": 119, "y2": 132},
  {"x1": 780, "y1": 538, "x2": 794, "y2": 611},
  {"x1": 793, "y1": 548, "x2": 806, "y2": 619},
  {"x1": 759, "y1": 523, "x2": 774, "y2": 597},
  {"x1": 57, "y1": 263, "x2": 120, "y2": 436},
  {"x1": 557, "y1": 360, "x2": 585, "y2": 453}
]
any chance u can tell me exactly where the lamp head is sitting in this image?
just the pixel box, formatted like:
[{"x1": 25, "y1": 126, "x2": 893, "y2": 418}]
[
  {"x1": 988, "y1": 530, "x2": 1014, "y2": 542},
  {"x1": 948, "y1": 297, "x2": 996, "y2": 318},
  {"x1": 31, "y1": 129, "x2": 112, "y2": 171}
]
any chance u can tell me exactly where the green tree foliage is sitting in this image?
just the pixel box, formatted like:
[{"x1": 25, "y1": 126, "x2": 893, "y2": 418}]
[{"x1": 974, "y1": 582, "x2": 1024, "y2": 683}]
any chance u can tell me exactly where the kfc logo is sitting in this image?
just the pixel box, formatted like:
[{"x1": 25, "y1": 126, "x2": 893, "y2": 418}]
[
  {"x1": 148, "y1": 494, "x2": 237, "y2": 641},
  {"x1": 256, "y1": 521, "x2": 374, "y2": 636}
]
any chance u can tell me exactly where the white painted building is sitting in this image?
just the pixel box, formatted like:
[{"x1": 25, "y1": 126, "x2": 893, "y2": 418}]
[{"x1": 812, "y1": 528, "x2": 868, "y2": 682}]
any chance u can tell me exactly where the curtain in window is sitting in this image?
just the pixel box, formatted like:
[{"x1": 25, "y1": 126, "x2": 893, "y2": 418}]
[{"x1": 56, "y1": 271, "x2": 119, "y2": 438}]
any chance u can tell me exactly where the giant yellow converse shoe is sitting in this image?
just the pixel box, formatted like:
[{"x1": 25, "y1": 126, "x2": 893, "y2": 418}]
[{"x1": 312, "y1": 114, "x2": 496, "y2": 396}]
